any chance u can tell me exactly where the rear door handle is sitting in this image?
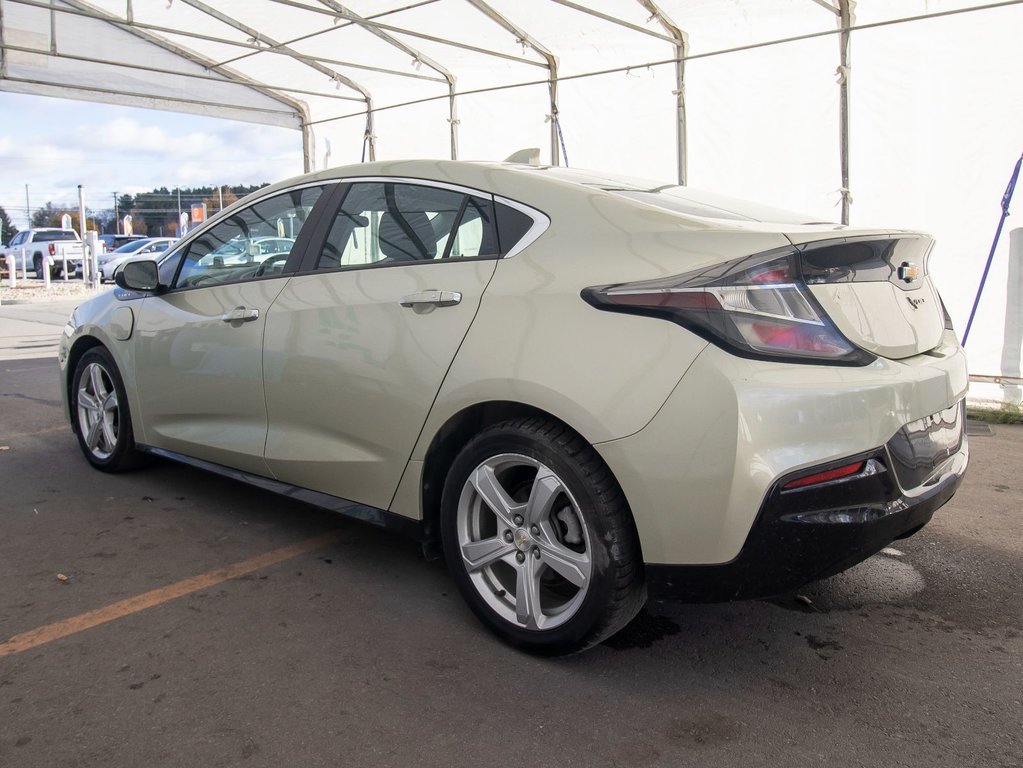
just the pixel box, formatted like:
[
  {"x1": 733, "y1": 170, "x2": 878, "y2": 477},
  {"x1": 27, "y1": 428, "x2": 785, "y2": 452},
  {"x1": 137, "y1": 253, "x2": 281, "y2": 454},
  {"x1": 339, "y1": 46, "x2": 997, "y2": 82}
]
[
  {"x1": 398, "y1": 290, "x2": 462, "y2": 308},
  {"x1": 221, "y1": 307, "x2": 260, "y2": 323}
]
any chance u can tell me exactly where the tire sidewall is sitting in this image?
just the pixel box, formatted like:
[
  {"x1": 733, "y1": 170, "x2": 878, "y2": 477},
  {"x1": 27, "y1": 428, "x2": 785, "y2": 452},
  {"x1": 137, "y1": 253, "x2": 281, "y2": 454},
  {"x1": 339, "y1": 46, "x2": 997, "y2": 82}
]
[
  {"x1": 71, "y1": 348, "x2": 136, "y2": 471},
  {"x1": 441, "y1": 425, "x2": 621, "y2": 654}
]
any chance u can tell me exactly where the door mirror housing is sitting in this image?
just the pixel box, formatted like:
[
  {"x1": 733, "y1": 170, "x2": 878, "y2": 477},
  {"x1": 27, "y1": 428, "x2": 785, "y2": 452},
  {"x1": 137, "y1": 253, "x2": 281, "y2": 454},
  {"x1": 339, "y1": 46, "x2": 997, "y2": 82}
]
[{"x1": 115, "y1": 259, "x2": 162, "y2": 292}]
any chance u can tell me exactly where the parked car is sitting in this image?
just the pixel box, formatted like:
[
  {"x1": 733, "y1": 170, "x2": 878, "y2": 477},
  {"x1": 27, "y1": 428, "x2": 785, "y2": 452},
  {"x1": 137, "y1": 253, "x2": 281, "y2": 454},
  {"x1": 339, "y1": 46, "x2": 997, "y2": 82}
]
[
  {"x1": 1, "y1": 228, "x2": 85, "y2": 279},
  {"x1": 201, "y1": 236, "x2": 296, "y2": 266},
  {"x1": 98, "y1": 234, "x2": 147, "y2": 253},
  {"x1": 98, "y1": 237, "x2": 176, "y2": 282},
  {"x1": 58, "y1": 160, "x2": 969, "y2": 654}
]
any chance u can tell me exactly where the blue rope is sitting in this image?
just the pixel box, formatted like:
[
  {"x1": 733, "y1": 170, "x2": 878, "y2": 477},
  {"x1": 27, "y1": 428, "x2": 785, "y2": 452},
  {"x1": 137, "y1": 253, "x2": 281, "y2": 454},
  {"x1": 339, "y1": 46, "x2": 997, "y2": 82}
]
[
  {"x1": 554, "y1": 113, "x2": 569, "y2": 168},
  {"x1": 962, "y1": 152, "x2": 1023, "y2": 347}
]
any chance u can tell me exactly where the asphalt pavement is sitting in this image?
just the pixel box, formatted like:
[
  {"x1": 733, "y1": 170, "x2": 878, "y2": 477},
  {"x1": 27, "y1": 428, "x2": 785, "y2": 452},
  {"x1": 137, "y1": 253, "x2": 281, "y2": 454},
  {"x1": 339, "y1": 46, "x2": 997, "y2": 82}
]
[{"x1": 0, "y1": 300, "x2": 1020, "y2": 767}]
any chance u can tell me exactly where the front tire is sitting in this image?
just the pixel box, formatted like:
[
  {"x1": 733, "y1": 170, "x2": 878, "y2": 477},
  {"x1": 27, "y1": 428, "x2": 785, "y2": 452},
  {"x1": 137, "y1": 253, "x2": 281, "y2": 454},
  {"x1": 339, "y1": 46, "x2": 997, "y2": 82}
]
[
  {"x1": 440, "y1": 417, "x2": 645, "y2": 655},
  {"x1": 71, "y1": 348, "x2": 145, "y2": 472}
]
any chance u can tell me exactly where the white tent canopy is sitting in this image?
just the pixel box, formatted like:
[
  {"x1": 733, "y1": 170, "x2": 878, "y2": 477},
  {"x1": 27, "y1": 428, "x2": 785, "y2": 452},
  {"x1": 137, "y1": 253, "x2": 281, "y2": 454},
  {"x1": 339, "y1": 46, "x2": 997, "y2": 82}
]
[{"x1": 2, "y1": 0, "x2": 1023, "y2": 394}]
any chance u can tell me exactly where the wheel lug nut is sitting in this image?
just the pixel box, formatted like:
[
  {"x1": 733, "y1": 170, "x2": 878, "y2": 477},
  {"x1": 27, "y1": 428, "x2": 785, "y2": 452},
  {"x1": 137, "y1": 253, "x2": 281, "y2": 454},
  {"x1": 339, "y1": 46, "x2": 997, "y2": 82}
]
[
  {"x1": 516, "y1": 552, "x2": 525, "y2": 563},
  {"x1": 532, "y1": 547, "x2": 540, "y2": 558},
  {"x1": 530, "y1": 525, "x2": 539, "y2": 535},
  {"x1": 513, "y1": 515, "x2": 524, "y2": 525},
  {"x1": 503, "y1": 530, "x2": 513, "y2": 542}
]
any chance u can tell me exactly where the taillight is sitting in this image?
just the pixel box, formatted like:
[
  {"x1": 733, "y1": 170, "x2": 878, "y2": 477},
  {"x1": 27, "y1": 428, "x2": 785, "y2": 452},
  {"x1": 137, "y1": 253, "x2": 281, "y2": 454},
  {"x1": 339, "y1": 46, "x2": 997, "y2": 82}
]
[
  {"x1": 583, "y1": 250, "x2": 875, "y2": 365},
  {"x1": 48, "y1": 243, "x2": 56, "y2": 256}
]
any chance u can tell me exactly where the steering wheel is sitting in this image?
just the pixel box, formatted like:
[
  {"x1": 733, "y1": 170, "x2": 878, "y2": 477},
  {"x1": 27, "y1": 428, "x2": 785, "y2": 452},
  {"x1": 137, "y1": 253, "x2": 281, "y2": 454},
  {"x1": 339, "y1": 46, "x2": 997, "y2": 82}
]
[{"x1": 255, "y1": 254, "x2": 289, "y2": 277}]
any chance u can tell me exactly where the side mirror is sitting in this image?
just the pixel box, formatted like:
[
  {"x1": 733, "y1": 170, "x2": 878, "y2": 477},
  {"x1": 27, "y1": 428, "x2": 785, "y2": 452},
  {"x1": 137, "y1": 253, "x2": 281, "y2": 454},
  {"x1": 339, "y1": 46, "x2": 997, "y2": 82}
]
[{"x1": 115, "y1": 259, "x2": 162, "y2": 292}]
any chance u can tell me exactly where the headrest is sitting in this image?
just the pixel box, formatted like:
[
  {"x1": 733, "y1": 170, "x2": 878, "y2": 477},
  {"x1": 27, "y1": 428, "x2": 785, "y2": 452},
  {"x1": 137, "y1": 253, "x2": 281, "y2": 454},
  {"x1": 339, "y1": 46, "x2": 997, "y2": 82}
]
[{"x1": 378, "y1": 210, "x2": 437, "y2": 260}]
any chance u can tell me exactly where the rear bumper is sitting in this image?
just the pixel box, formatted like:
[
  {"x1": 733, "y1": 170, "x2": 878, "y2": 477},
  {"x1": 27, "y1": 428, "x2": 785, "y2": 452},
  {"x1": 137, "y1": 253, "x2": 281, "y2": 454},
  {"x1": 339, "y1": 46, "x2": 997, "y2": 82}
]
[{"x1": 646, "y1": 438, "x2": 967, "y2": 602}]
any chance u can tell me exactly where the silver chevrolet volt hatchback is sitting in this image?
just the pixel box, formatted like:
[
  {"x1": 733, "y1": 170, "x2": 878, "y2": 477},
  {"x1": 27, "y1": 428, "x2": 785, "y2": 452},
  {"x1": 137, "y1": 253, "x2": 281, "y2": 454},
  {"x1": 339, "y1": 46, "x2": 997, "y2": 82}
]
[{"x1": 60, "y1": 160, "x2": 968, "y2": 654}]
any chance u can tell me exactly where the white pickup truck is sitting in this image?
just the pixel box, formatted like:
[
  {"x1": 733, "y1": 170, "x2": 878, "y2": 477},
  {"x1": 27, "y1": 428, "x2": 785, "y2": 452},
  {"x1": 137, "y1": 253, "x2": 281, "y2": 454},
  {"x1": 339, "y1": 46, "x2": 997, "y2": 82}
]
[{"x1": 1, "y1": 228, "x2": 85, "y2": 279}]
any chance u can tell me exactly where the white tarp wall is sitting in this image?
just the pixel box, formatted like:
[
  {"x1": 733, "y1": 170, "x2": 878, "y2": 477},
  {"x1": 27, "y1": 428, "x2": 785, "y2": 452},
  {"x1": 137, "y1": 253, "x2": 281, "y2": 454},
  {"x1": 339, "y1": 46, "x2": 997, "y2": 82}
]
[{"x1": 2, "y1": 0, "x2": 1022, "y2": 399}]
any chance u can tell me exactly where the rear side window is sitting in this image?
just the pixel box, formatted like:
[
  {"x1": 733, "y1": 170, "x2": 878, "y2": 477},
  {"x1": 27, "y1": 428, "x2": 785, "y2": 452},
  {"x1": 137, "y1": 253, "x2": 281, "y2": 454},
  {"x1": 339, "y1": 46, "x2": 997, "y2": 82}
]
[
  {"x1": 35, "y1": 231, "x2": 79, "y2": 242},
  {"x1": 449, "y1": 196, "x2": 500, "y2": 259},
  {"x1": 317, "y1": 183, "x2": 500, "y2": 270},
  {"x1": 494, "y1": 203, "x2": 536, "y2": 254}
]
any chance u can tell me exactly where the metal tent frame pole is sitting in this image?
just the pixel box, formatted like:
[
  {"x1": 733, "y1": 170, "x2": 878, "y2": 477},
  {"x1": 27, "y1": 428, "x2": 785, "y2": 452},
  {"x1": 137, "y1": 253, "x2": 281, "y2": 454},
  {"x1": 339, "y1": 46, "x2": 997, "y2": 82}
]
[
  {"x1": 316, "y1": 1, "x2": 460, "y2": 160},
  {"x1": 55, "y1": 0, "x2": 315, "y2": 167},
  {"x1": 838, "y1": 0, "x2": 853, "y2": 225},
  {"x1": 178, "y1": 0, "x2": 375, "y2": 165},
  {"x1": 268, "y1": 0, "x2": 545, "y2": 69},
  {"x1": 638, "y1": 1, "x2": 689, "y2": 186},
  {"x1": 465, "y1": 0, "x2": 560, "y2": 166},
  {"x1": 810, "y1": 0, "x2": 853, "y2": 224}
]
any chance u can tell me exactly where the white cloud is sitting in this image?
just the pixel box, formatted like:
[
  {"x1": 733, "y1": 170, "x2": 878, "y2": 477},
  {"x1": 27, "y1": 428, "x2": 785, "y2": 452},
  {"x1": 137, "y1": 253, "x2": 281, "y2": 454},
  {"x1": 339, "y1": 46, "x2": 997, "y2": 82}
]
[{"x1": 0, "y1": 93, "x2": 303, "y2": 225}]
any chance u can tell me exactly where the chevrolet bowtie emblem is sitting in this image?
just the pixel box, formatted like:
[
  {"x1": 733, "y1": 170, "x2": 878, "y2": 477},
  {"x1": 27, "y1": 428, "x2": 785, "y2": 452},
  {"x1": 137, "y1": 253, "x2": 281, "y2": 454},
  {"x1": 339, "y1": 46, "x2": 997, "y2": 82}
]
[{"x1": 898, "y1": 262, "x2": 921, "y2": 283}]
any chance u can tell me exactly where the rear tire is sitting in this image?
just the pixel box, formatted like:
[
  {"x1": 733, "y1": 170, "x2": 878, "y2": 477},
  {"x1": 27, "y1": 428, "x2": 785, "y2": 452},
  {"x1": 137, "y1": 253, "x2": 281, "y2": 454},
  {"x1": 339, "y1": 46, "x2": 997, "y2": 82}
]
[
  {"x1": 33, "y1": 254, "x2": 44, "y2": 279},
  {"x1": 440, "y1": 417, "x2": 645, "y2": 655},
  {"x1": 71, "y1": 348, "x2": 146, "y2": 472}
]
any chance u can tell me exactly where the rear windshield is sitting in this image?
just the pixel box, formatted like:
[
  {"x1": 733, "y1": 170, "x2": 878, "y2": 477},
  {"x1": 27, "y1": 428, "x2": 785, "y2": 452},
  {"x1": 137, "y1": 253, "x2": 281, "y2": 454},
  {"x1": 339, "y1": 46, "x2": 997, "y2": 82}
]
[
  {"x1": 34, "y1": 231, "x2": 79, "y2": 242},
  {"x1": 606, "y1": 186, "x2": 822, "y2": 225}
]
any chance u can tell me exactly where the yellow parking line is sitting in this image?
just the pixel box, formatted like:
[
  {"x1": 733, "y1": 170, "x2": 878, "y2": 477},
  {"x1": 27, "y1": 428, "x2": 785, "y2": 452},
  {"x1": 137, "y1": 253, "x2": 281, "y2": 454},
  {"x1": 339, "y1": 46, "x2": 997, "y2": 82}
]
[{"x1": 0, "y1": 530, "x2": 339, "y2": 658}]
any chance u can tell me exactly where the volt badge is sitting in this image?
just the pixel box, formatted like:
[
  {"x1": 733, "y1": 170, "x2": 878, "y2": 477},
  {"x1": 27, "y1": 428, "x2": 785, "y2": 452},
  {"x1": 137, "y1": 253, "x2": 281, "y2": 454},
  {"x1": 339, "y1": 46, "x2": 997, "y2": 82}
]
[{"x1": 898, "y1": 262, "x2": 921, "y2": 283}]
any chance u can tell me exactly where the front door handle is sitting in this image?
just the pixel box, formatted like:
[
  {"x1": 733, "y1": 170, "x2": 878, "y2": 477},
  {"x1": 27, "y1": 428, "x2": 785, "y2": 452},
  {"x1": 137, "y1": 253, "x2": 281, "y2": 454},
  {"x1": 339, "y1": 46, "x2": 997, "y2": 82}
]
[
  {"x1": 221, "y1": 307, "x2": 260, "y2": 323},
  {"x1": 398, "y1": 290, "x2": 462, "y2": 308}
]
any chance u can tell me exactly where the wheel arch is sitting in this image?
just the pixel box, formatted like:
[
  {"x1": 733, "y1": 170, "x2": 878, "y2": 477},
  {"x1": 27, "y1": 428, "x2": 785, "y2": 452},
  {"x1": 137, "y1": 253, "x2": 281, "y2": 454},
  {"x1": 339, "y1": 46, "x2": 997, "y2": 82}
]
[
  {"x1": 418, "y1": 401, "x2": 634, "y2": 553},
  {"x1": 63, "y1": 335, "x2": 106, "y2": 422}
]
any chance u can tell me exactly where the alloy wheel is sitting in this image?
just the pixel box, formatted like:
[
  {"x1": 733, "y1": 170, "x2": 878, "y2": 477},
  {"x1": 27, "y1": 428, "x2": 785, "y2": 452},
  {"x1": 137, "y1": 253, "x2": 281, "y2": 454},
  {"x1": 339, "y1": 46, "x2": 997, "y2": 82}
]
[
  {"x1": 76, "y1": 362, "x2": 120, "y2": 460},
  {"x1": 456, "y1": 453, "x2": 592, "y2": 631}
]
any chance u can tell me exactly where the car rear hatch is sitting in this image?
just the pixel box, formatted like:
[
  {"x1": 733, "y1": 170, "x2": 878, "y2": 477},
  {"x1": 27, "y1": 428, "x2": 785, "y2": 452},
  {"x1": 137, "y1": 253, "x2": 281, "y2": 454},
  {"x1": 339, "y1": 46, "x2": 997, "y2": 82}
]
[{"x1": 786, "y1": 230, "x2": 946, "y2": 360}]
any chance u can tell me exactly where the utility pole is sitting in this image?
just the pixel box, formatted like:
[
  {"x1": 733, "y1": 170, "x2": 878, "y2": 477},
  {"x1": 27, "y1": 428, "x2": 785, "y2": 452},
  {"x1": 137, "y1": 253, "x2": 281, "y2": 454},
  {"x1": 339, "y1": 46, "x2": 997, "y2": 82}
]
[
  {"x1": 218, "y1": 185, "x2": 223, "y2": 212},
  {"x1": 24, "y1": 184, "x2": 30, "y2": 228},
  {"x1": 176, "y1": 186, "x2": 182, "y2": 235},
  {"x1": 114, "y1": 192, "x2": 119, "y2": 234}
]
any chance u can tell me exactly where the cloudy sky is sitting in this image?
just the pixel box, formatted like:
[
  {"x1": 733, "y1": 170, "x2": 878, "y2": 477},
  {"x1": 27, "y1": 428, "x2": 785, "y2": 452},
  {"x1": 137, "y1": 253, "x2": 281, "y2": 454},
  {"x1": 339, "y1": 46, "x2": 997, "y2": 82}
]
[{"x1": 0, "y1": 91, "x2": 305, "y2": 229}]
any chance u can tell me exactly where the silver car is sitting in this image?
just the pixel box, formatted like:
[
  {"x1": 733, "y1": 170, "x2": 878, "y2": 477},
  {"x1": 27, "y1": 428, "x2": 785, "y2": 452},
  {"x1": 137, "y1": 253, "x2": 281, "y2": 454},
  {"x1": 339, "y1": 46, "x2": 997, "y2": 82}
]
[
  {"x1": 59, "y1": 160, "x2": 968, "y2": 654},
  {"x1": 98, "y1": 237, "x2": 176, "y2": 282}
]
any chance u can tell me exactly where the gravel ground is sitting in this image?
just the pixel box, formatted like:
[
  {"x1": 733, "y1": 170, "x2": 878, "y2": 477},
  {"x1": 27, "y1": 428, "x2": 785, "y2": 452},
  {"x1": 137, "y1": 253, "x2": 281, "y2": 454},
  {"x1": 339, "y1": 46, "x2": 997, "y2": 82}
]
[{"x1": 0, "y1": 280, "x2": 106, "y2": 305}]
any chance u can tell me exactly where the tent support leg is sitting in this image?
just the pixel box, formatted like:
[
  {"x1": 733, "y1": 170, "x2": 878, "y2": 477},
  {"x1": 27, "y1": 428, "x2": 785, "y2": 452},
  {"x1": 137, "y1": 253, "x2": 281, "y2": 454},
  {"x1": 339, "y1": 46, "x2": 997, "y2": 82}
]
[
  {"x1": 838, "y1": 0, "x2": 853, "y2": 225},
  {"x1": 0, "y1": 0, "x2": 7, "y2": 80},
  {"x1": 301, "y1": 119, "x2": 314, "y2": 173},
  {"x1": 549, "y1": 74, "x2": 559, "y2": 167},
  {"x1": 449, "y1": 81, "x2": 459, "y2": 160},
  {"x1": 464, "y1": 0, "x2": 559, "y2": 165},
  {"x1": 672, "y1": 39, "x2": 687, "y2": 186},
  {"x1": 364, "y1": 100, "x2": 376, "y2": 162},
  {"x1": 637, "y1": 1, "x2": 688, "y2": 185}
]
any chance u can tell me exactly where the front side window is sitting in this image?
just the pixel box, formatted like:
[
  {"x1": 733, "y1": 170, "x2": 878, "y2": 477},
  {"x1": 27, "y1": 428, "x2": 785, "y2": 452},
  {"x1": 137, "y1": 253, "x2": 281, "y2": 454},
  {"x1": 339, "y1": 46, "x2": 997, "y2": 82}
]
[
  {"x1": 317, "y1": 182, "x2": 500, "y2": 271},
  {"x1": 174, "y1": 185, "x2": 326, "y2": 289}
]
